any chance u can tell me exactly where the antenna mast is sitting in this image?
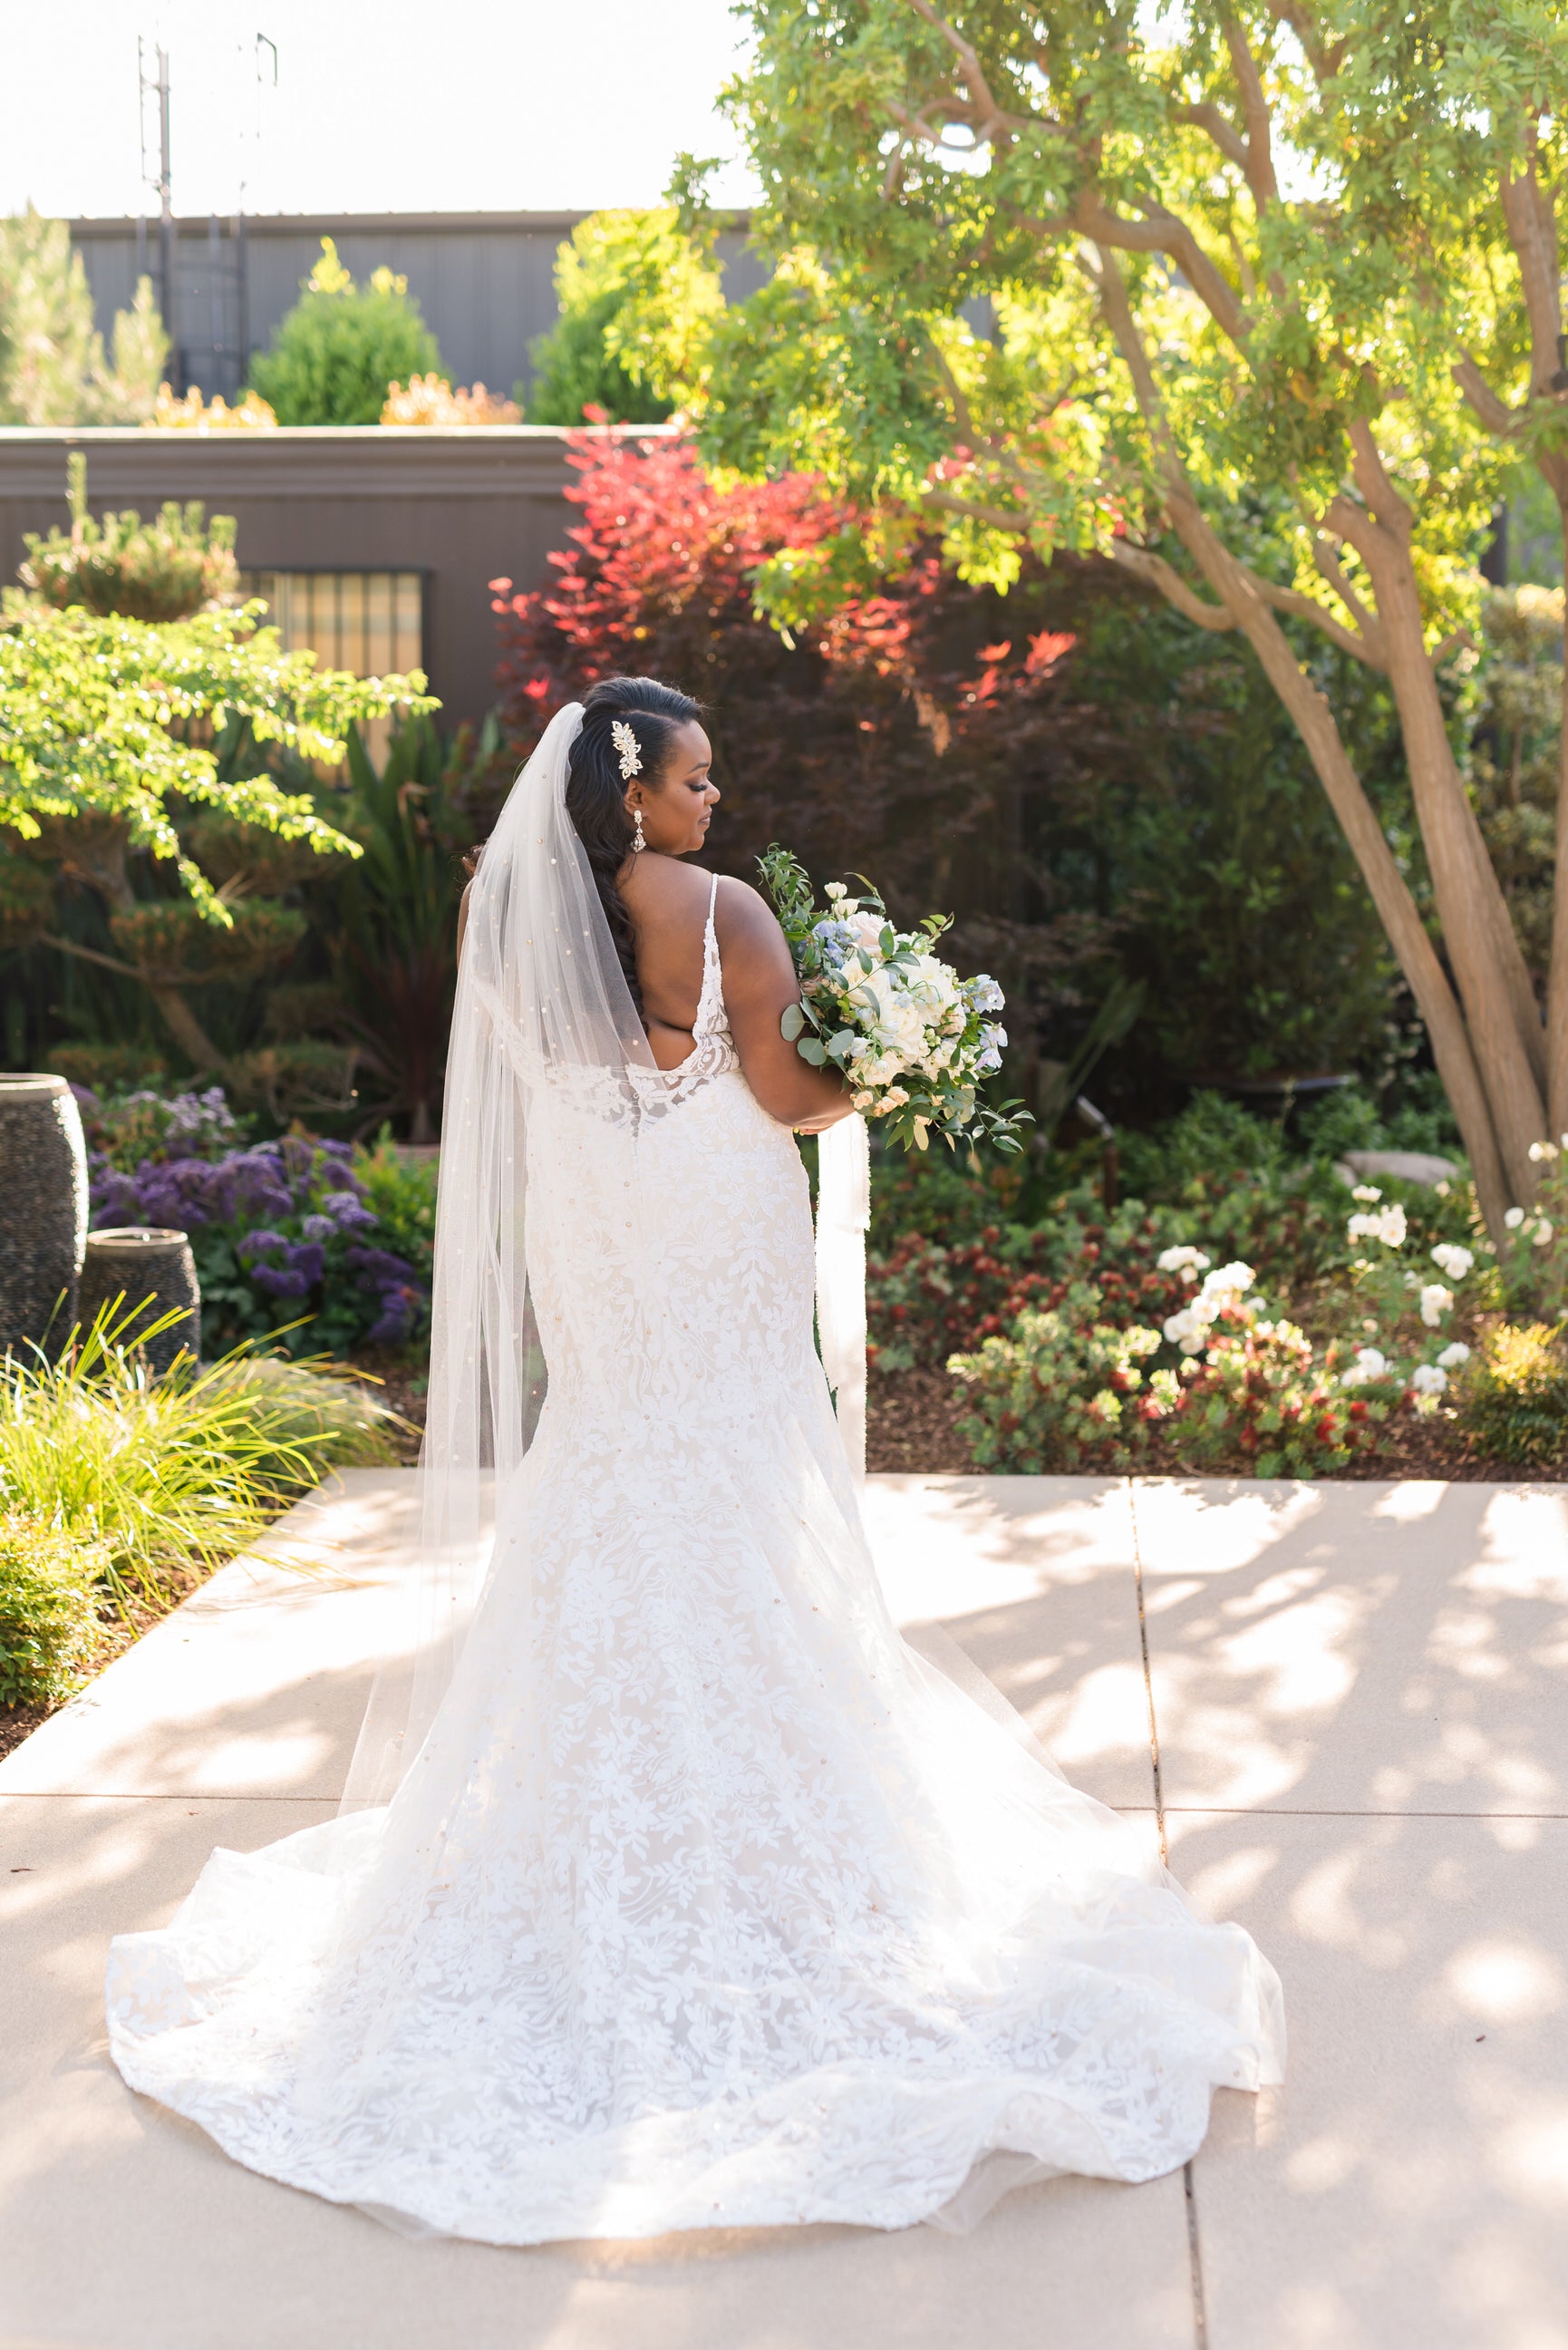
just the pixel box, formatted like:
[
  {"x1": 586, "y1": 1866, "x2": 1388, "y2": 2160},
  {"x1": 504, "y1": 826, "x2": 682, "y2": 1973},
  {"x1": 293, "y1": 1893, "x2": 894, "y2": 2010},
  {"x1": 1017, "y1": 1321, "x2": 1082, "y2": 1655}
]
[{"x1": 138, "y1": 38, "x2": 177, "y2": 390}]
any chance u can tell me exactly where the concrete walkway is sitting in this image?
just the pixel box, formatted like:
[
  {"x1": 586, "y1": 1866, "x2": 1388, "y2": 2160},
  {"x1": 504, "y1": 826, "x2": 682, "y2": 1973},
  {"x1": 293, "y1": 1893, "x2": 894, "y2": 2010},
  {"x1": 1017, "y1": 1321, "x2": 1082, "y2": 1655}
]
[{"x1": 3, "y1": 1471, "x2": 1566, "y2": 2349}]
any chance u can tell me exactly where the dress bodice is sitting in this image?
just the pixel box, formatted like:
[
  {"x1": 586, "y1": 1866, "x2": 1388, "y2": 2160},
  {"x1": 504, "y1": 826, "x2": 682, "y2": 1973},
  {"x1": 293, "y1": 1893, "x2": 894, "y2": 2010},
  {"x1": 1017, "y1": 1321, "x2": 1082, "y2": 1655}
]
[{"x1": 663, "y1": 870, "x2": 740, "y2": 1102}]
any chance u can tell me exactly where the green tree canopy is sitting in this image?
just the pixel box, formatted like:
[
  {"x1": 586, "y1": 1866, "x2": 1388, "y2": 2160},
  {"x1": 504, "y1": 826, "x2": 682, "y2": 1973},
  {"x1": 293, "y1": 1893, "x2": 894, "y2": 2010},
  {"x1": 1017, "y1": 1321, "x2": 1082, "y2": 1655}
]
[
  {"x1": 247, "y1": 239, "x2": 441, "y2": 426},
  {"x1": 0, "y1": 209, "x2": 166, "y2": 425},
  {"x1": 526, "y1": 209, "x2": 725, "y2": 424},
  {"x1": 703, "y1": 0, "x2": 1568, "y2": 1232},
  {"x1": 0, "y1": 597, "x2": 434, "y2": 1065}
]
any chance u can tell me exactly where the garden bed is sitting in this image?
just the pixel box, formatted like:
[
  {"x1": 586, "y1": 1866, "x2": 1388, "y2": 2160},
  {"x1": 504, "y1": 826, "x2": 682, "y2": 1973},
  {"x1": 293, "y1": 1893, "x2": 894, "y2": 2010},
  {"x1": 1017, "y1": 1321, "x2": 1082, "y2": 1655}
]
[{"x1": 864, "y1": 1364, "x2": 1565, "y2": 1484}]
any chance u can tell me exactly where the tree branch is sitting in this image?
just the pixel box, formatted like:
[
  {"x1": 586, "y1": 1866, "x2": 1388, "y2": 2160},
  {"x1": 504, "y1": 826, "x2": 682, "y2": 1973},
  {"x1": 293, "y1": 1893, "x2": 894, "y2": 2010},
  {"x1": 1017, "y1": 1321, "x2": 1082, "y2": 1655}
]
[
  {"x1": 923, "y1": 486, "x2": 1032, "y2": 533},
  {"x1": 1310, "y1": 533, "x2": 1387, "y2": 659},
  {"x1": 1221, "y1": 15, "x2": 1280, "y2": 209},
  {"x1": 904, "y1": 0, "x2": 1018, "y2": 147},
  {"x1": 1261, "y1": 0, "x2": 1346, "y2": 84},
  {"x1": 1076, "y1": 191, "x2": 1249, "y2": 347},
  {"x1": 1248, "y1": 572, "x2": 1386, "y2": 666},
  {"x1": 1106, "y1": 540, "x2": 1235, "y2": 628},
  {"x1": 1452, "y1": 352, "x2": 1526, "y2": 437},
  {"x1": 1171, "y1": 102, "x2": 1249, "y2": 174},
  {"x1": 1429, "y1": 628, "x2": 1478, "y2": 670},
  {"x1": 1497, "y1": 142, "x2": 1563, "y2": 397},
  {"x1": 1321, "y1": 490, "x2": 1385, "y2": 567},
  {"x1": 1346, "y1": 418, "x2": 1415, "y2": 543},
  {"x1": 39, "y1": 933, "x2": 143, "y2": 981}
]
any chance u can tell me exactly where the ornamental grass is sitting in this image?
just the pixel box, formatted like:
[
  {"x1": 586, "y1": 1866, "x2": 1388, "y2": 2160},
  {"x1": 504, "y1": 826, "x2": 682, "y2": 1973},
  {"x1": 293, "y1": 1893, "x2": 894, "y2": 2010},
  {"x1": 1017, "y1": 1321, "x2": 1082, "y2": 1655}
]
[{"x1": 0, "y1": 1304, "x2": 399, "y2": 1621}]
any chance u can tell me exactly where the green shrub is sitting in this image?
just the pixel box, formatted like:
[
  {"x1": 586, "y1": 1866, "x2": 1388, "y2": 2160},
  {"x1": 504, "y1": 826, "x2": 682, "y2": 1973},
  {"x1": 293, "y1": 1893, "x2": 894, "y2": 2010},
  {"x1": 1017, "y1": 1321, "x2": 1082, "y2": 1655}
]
[
  {"x1": 949, "y1": 1309, "x2": 1173, "y2": 1471},
  {"x1": 0, "y1": 1511, "x2": 106, "y2": 1707},
  {"x1": 48, "y1": 1044, "x2": 170, "y2": 1093},
  {"x1": 247, "y1": 239, "x2": 440, "y2": 426},
  {"x1": 354, "y1": 1131, "x2": 437, "y2": 1294},
  {"x1": 21, "y1": 455, "x2": 237, "y2": 621},
  {"x1": 951, "y1": 1287, "x2": 1387, "y2": 1477},
  {"x1": 108, "y1": 899, "x2": 305, "y2": 985},
  {"x1": 527, "y1": 209, "x2": 722, "y2": 425},
  {"x1": 1454, "y1": 1323, "x2": 1568, "y2": 1468}
]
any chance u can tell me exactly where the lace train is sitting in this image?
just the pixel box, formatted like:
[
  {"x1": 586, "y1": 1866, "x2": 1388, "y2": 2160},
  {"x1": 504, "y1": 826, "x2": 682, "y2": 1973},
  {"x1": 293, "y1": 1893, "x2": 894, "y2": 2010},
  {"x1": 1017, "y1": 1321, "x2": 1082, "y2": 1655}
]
[{"x1": 106, "y1": 1061, "x2": 1282, "y2": 2244}]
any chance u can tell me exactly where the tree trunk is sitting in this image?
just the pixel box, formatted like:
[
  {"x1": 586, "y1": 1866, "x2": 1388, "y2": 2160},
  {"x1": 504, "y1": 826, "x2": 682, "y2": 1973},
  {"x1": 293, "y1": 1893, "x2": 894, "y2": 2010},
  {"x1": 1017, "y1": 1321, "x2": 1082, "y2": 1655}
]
[
  {"x1": 1160, "y1": 498, "x2": 1515, "y2": 1233},
  {"x1": 1363, "y1": 556, "x2": 1545, "y2": 1201},
  {"x1": 143, "y1": 981, "x2": 223, "y2": 1074},
  {"x1": 1548, "y1": 500, "x2": 1568, "y2": 1141},
  {"x1": 64, "y1": 833, "x2": 225, "y2": 1074}
]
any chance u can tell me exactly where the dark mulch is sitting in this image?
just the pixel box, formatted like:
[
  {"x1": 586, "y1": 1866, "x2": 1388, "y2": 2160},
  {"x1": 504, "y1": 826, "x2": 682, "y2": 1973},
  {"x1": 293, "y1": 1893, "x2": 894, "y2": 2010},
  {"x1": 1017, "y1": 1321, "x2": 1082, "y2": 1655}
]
[{"x1": 866, "y1": 1367, "x2": 975, "y2": 1474}]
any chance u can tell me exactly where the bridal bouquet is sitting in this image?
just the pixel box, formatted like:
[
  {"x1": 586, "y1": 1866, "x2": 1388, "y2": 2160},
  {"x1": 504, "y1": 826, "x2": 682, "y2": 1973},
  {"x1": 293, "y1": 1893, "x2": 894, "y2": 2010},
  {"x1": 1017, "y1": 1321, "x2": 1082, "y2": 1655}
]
[{"x1": 759, "y1": 845, "x2": 1030, "y2": 1154}]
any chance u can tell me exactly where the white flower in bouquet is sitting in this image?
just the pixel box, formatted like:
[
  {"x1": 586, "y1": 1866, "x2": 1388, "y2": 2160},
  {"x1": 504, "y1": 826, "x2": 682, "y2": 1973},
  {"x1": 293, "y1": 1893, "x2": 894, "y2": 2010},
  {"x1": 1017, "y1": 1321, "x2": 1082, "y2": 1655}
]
[{"x1": 760, "y1": 845, "x2": 1031, "y2": 1155}]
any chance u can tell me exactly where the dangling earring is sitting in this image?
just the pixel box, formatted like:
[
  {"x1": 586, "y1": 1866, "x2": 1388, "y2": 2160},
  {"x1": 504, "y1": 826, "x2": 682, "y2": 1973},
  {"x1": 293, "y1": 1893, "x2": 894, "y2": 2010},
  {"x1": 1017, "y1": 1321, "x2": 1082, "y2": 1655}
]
[{"x1": 632, "y1": 805, "x2": 646, "y2": 853}]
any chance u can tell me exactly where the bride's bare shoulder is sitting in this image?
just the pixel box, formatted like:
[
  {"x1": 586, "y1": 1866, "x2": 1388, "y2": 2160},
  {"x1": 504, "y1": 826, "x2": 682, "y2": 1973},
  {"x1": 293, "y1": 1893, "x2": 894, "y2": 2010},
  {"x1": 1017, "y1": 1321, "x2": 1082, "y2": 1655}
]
[
  {"x1": 711, "y1": 873, "x2": 783, "y2": 945},
  {"x1": 620, "y1": 853, "x2": 711, "y2": 923}
]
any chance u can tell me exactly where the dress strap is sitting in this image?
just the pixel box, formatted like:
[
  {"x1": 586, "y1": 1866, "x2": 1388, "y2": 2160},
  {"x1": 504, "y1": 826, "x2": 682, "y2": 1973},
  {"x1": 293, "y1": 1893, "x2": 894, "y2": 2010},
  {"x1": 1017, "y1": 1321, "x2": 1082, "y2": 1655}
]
[{"x1": 693, "y1": 874, "x2": 724, "y2": 1040}]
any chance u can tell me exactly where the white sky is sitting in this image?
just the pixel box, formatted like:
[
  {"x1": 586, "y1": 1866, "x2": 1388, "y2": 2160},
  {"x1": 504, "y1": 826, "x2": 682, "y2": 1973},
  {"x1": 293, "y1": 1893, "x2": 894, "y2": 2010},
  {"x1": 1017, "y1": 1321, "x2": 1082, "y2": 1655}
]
[{"x1": 0, "y1": 2, "x2": 761, "y2": 219}]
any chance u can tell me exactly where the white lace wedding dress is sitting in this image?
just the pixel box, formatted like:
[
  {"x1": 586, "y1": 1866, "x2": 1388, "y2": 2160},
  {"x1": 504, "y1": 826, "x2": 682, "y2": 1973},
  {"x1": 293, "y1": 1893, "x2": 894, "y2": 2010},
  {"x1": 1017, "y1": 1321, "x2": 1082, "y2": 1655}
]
[{"x1": 106, "y1": 725, "x2": 1282, "y2": 2247}]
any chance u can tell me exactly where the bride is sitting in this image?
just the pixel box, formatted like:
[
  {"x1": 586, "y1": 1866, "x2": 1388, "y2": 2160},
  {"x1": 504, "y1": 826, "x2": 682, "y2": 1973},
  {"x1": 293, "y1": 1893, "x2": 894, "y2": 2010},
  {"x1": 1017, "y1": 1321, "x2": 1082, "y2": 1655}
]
[{"x1": 106, "y1": 676, "x2": 1283, "y2": 2245}]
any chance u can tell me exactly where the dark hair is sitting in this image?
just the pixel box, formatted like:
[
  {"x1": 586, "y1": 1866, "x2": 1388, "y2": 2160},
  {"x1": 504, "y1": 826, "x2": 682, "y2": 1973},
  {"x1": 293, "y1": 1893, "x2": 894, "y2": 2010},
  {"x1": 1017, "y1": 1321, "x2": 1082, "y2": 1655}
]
[{"x1": 565, "y1": 675, "x2": 705, "y2": 1014}]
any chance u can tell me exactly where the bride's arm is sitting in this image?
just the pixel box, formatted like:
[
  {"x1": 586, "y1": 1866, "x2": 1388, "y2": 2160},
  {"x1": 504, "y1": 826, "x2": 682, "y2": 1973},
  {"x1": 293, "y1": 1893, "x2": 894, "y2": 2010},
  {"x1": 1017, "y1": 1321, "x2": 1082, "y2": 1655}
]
[{"x1": 716, "y1": 880, "x2": 856, "y2": 1131}]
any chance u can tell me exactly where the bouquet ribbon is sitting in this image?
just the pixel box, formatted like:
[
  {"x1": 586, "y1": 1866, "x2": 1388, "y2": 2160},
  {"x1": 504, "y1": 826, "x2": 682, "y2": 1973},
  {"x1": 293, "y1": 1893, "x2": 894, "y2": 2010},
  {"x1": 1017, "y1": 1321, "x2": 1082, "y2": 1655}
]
[{"x1": 815, "y1": 1112, "x2": 871, "y2": 1481}]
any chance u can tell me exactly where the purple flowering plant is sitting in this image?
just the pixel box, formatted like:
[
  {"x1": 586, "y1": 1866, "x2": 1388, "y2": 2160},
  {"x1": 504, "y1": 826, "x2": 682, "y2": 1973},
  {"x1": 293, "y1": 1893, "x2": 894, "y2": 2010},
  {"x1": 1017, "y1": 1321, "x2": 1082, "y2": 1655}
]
[{"x1": 82, "y1": 1089, "x2": 429, "y2": 1354}]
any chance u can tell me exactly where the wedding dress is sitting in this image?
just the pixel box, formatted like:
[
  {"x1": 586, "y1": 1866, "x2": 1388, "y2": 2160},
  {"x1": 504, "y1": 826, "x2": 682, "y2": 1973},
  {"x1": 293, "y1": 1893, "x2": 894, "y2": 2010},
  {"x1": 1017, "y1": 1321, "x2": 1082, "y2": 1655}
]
[{"x1": 105, "y1": 705, "x2": 1283, "y2": 2245}]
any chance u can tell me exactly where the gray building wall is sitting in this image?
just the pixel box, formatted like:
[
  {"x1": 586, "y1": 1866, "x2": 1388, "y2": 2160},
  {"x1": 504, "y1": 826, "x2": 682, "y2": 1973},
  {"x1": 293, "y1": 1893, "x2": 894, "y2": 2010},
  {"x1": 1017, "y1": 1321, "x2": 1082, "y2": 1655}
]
[
  {"x1": 0, "y1": 424, "x2": 665, "y2": 723},
  {"x1": 66, "y1": 211, "x2": 769, "y2": 406}
]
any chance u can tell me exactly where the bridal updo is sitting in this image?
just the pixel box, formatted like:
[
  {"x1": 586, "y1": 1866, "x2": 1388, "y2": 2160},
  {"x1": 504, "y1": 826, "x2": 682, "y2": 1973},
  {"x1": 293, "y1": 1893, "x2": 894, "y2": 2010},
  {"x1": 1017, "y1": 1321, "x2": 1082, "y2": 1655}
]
[{"x1": 566, "y1": 675, "x2": 705, "y2": 1014}]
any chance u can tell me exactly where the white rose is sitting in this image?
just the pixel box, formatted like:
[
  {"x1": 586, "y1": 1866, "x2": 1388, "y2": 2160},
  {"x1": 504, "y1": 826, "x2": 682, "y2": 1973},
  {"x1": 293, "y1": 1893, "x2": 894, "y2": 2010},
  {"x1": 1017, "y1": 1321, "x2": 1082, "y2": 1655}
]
[
  {"x1": 1418, "y1": 1284, "x2": 1453, "y2": 1327},
  {"x1": 1437, "y1": 1341, "x2": 1471, "y2": 1370},
  {"x1": 1163, "y1": 1306, "x2": 1206, "y2": 1355},
  {"x1": 1157, "y1": 1246, "x2": 1211, "y2": 1277},
  {"x1": 1505, "y1": 1206, "x2": 1525, "y2": 1229},
  {"x1": 1348, "y1": 1205, "x2": 1407, "y2": 1248},
  {"x1": 1410, "y1": 1362, "x2": 1448, "y2": 1395},
  {"x1": 1430, "y1": 1242, "x2": 1474, "y2": 1280}
]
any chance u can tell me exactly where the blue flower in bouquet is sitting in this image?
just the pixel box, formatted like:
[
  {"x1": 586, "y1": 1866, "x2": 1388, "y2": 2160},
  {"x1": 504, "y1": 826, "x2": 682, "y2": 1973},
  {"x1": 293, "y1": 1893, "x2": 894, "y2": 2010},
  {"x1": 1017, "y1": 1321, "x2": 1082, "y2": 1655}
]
[
  {"x1": 975, "y1": 1024, "x2": 1007, "y2": 1074},
  {"x1": 809, "y1": 917, "x2": 857, "y2": 970},
  {"x1": 965, "y1": 974, "x2": 1006, "y2": 1016}
]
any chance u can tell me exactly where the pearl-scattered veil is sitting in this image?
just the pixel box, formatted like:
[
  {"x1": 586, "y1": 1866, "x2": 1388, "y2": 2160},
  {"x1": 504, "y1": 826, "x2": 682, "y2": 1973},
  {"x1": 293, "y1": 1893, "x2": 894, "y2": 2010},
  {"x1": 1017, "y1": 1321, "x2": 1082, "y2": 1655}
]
[{"x1": 340, "y1": 700, "x2": 658, "y2": 1814}]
